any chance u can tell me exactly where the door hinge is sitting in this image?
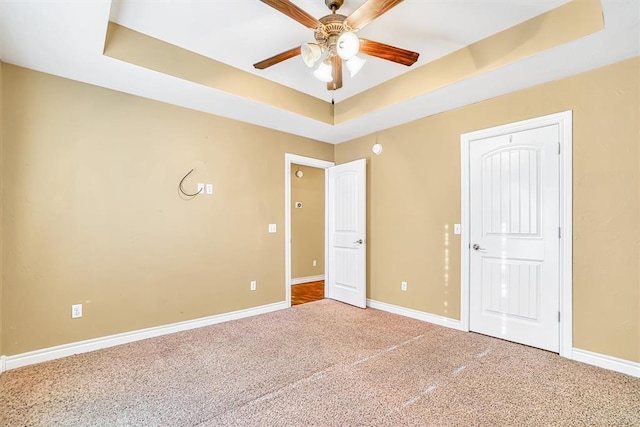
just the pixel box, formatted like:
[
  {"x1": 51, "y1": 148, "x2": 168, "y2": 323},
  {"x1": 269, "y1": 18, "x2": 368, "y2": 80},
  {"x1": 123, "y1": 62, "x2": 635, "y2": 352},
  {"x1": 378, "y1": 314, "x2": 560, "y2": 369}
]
[
  {"x1": 558, "y1": 311, "x2": 561, "y2": 322},
  {"x1": 558, "y1": 227, "x2": 562, "y2": 239},
  {"x1": 558, "y1": 142, "x2": 561, "y2": 155}
]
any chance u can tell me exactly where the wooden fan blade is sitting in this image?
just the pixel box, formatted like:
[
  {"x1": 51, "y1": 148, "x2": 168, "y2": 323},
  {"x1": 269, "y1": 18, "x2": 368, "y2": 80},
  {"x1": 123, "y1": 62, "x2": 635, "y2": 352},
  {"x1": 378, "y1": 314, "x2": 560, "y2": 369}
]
[
  {"x1": 346, "y1": 0, "x2": 404, "y2": 30},
  {"x1": 327, "y1": 56, "x2": 343, "y2": 91},
  {"x1": 259, "y1": 0, "x2": 322, "y2": 29},
  {"x1": 359, "y1": 39, "x2": 419, "y2": 66},
  {"x1": 253, "y1": 46, "x2": 301, "y2": 69}
]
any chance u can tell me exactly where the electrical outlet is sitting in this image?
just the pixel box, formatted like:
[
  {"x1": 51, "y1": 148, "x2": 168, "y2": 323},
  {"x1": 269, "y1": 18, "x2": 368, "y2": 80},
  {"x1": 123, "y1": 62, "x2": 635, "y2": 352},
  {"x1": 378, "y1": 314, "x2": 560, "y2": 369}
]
[
  {"x1": 401, "y1": 281, "x2": 408, "y2": 291},
  {"x1": 268, "y1": 224, "x2": 277, "y2": 233},
  {"x1": 206, "y1": 184, "x2": 213, "y2": 195},
  {"x1": 71, "y1": 304, "x2": 83, "y2": 318},
  {"x1": 312, "y1": 259, "x2": 317, "y2": 267},
  {"x1": 250, "y1": 280, "x2": 257, "y2": 291},
  {"x1": 197, "y1": 183, "x2": 205, "y2": 194}
]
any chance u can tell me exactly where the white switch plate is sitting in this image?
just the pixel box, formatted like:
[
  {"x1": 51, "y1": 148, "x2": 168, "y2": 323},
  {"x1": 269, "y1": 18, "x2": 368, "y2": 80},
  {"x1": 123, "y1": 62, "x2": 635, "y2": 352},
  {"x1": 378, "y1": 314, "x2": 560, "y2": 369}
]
[
  {"x1": 250, "y1": 280, "x2": 257, "y2": 291},
  {"x1": 71, "y1": 303, "x2": 82, "y2": 318},
  {"x1": 312, "y1": 259, "x2": 317, "y2": 267},
  {"x1": 206, "y1": 184, "x2": 213, "y2": 195},
  {"x1": 454, "y1": 224, "x2": 461, "y2": 235},
  {"x1": 197, "y1": 183, "x2": 205, "y2": 194},
  {"x1": 268, "y1": 224, "x2": 277, "y2": 233},
  {"x1": 401, "y1": 281, "x2": 407, "y2": 291}
]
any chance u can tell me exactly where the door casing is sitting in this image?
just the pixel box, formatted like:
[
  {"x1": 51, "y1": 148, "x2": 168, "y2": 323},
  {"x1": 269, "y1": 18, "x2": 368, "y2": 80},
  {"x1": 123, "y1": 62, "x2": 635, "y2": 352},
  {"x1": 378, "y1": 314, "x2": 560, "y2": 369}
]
[
  {"x1": 460, "y1": 110, "x2": 573, "y2": 358},
  {"x1": 285, "y1": 154, "x2": 334, "y2": 307}
]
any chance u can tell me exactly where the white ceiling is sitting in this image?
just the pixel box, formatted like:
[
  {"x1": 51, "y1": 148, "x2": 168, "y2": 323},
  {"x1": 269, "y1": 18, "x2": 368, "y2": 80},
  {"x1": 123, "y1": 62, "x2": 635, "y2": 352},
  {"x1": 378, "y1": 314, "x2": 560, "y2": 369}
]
[
  {"x1": 0, "y1": 1, "x2": 638, "y2": 144},
  {"x1": 109, "y1": 0, "x2": 570, "y2": 102}
]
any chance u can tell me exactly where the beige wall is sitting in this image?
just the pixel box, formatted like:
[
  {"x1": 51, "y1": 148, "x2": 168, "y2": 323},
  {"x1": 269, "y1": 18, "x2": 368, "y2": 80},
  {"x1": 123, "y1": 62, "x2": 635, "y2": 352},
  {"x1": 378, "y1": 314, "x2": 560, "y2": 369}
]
[
  {"x1": 291, "y1": 165, "x2": 325, "y2": 279},
  {"x1": 1, "y1": 58, "x2": 639, "y2": 365},
  {"x1": 1, "y1": 64, "x2": 333, "y2": 356},
  {"x1": 335, "y1": 57, "x2": 640, "y2": 363}
]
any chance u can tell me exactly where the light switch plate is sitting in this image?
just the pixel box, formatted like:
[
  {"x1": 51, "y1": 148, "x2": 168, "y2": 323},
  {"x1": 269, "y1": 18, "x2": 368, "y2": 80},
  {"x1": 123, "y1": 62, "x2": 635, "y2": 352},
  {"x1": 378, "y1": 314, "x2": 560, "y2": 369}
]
[
  {"x1": 206, "y1": 184, "x2": 213, "y2": 195},
  {"x1": 454, "y1": 224, "x2": 461, "y2": 235},
  {"x1": 268, "y1": 224, "x2": 277, "y2": 233}
]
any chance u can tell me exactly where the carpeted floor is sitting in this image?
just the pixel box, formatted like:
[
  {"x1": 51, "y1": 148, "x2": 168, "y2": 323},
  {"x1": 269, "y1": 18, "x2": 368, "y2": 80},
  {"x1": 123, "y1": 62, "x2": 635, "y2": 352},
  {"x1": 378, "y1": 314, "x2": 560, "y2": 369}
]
[{"x1": 1, "y1": 300, "x2": 639, "y2": 426}]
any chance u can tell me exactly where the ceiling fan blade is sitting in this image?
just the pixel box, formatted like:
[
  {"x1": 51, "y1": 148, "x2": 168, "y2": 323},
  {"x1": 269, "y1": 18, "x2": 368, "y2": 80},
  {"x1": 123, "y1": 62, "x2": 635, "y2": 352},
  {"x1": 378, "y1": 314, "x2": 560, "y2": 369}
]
[
  {"x1": 253, "y1": 46, "x2": 301, "y2": 69},
  {"x1": 359, "y1": 39, "x2": 419, "y2": 66},
  {"x1": 346, "y1": 0, "x2": 404, "y2": 30},
  {"x1": 327, "y1": 56, "x2": 343, "y2": 91},
  {"x1": 259, "y1": 0, "x2": 322, "y2": 29}
]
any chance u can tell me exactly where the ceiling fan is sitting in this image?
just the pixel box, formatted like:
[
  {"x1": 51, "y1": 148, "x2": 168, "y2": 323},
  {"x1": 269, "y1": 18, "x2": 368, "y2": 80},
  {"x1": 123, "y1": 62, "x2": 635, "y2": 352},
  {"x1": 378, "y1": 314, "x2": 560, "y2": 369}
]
[{"x1": 253, "y1": 0, "x2": 420, "y2": 91}]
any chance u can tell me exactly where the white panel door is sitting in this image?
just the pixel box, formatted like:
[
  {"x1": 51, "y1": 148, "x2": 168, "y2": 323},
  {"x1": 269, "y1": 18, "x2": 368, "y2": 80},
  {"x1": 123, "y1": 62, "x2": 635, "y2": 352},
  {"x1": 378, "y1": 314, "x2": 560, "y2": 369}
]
[
  {"x1": 327, "y1": 159, "x2": 366, "y2": 308},
  {"x1": 470, "y1": 125, "x2": 559, "y2": 352}
]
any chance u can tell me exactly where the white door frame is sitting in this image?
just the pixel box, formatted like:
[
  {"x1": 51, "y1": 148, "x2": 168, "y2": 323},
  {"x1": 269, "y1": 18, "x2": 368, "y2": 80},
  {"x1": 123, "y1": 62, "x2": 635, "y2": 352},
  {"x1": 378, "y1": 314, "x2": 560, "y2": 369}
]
[
  {"x1": 460, "y1": 111, "x2": 573, "y2": 358},
  {"x1": 285, "y1": 154, "x2": 335, "y2": 307}
]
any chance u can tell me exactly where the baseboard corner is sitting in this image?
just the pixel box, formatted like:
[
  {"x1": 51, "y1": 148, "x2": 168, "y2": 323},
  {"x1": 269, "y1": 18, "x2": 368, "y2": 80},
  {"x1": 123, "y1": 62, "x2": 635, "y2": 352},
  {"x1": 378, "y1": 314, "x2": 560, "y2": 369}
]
[
  {"x1": 367, "y1": 299, "x2": 464, "y2": 331},
  {"x1": 0, "y1": 355, "x2": 6, "y2": 374},
  {"x1": 571, "y1": 348, "x2": 640, "y2": 378}
]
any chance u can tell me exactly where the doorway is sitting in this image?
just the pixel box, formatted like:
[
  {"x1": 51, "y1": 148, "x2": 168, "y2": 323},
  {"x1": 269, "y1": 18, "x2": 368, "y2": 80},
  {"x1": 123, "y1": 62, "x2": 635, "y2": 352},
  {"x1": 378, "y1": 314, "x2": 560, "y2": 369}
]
[
  {"x1": 285, "y1": 154, "x2": 367, "y2": 309},
  {"x1": 285, "y1": 154, "x2": 334, "y2": 307},
  {"x1": 290, "y1": 163, "x2": 326, "y2": 306},
  {"x1": 460, "y1": 111, "x2": 573, "y2": 357}
]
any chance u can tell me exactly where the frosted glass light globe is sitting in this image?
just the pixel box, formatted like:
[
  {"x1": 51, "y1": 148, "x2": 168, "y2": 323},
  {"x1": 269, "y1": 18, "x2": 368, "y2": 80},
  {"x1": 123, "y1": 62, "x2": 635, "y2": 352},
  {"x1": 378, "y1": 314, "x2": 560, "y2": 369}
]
[{"x1": 337, "y1": 32, "x2": 359, "y2": 60}]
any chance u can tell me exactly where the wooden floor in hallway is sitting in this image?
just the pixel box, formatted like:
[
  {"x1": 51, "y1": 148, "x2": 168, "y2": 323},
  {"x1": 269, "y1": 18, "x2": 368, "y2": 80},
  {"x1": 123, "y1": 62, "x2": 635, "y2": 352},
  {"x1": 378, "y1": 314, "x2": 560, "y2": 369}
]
[{"x1": 291, "y1": 281, "x2": 325, "y2": 306}]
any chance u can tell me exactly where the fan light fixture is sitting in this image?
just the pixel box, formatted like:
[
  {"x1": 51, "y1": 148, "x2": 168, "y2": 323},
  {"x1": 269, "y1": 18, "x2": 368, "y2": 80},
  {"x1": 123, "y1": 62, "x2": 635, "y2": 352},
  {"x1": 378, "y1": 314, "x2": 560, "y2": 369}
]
[
  {"x1": 254, "y1": 0, "x2": 420, "y2": 92},
  {"x1": 309, "y1": 32, "x2": 366, "y2": 82},
  {"x1": 313, "y1": 60, "x2": 334, "y2": 83},
  {"x1": 345, "y1": 55, "x2": 366, "y2": 77},
  {"x1": 337, "y1": 32, "x2": 359, "y2": 59},
  {"x1": 301, "y1": 43, "x2": 322, "y2": 68}
]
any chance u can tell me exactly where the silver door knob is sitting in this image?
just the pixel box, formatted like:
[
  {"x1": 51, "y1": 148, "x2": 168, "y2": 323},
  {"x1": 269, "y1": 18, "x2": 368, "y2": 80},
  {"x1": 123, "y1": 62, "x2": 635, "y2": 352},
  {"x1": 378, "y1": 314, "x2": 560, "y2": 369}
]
[
  {"x1": 472, "y1": 244, "x2": 486, "y2": 251},
  {"x1": 354, "y1": 239, "x2": 363, "y2": 245}
]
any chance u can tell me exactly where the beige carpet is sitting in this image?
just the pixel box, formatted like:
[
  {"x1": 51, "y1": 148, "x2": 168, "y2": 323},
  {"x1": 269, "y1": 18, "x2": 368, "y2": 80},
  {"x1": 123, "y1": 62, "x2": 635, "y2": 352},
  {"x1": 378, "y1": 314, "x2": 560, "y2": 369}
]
[{"x1": 1, "y1": 299, "x2": 638, "y2": 426}]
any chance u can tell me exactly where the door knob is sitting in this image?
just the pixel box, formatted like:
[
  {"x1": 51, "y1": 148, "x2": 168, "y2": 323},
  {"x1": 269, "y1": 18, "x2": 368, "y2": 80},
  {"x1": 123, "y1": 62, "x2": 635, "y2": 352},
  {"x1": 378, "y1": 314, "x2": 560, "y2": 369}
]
[
  {"x1": 472, "y1": 244, "x2": 486, "y2": 251},
  {"x1": 354, "y1": 239, "x2": 363, "y2": 245}
]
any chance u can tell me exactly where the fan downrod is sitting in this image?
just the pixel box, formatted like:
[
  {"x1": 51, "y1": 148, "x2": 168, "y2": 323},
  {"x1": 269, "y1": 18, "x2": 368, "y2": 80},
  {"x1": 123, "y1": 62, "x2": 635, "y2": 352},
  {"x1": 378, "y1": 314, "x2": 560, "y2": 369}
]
[{"x1": 325, "y1": 0, "x2": 344, "y2": 12}]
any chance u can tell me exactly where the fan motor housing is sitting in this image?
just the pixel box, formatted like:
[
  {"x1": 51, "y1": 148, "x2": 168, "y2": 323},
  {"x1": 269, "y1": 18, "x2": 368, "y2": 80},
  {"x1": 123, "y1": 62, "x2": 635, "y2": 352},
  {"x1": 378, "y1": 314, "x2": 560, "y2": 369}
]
[{"x1": 315, "y1": 14, "x2": 348, "y2": 47}]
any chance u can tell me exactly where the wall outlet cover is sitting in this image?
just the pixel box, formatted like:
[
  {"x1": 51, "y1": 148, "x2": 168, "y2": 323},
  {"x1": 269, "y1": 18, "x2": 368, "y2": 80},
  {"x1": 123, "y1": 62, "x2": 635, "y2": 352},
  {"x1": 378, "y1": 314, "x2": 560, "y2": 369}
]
[{"x1": 71, "y1": 304, "x2": 83, "y2": 318}]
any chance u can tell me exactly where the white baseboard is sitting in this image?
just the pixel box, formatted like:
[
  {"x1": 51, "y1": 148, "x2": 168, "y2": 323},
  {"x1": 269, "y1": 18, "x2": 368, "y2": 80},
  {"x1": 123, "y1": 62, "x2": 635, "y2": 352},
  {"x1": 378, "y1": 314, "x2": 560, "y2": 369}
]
[
  {"x1": 367, "y1": 299, "x2": 464, "y2": 331},
  {"x1": 366, "y1": 300, "x2": 639, "y2": 379},
  {"x1": 3, "y1": 301, "x2": 288, "y2": 373},
  {"x1": 291, "y1": 275, "x2": 325, "y2": 286},
  {"x1": 571, "y1": 348, "x2": 640, "y2": 378}
]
